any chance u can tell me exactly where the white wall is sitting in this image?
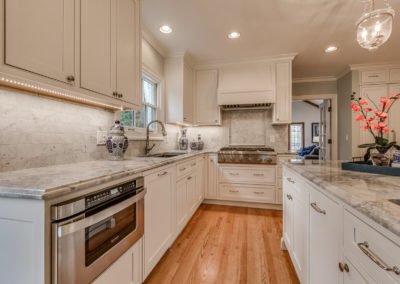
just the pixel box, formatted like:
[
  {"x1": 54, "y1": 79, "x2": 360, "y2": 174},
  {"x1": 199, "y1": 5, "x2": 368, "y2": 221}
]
[{"x1": 292, "y1": 101, "x2": 320, "y2": 147}]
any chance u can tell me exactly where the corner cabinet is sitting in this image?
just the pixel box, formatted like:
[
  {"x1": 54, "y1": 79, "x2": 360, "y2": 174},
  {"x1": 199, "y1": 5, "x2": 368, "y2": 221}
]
[
  {"x1": 273, "y1": 61, "x2": 292, "y2": 124},
  {"x1": 165, "y1": 54, "x2": 194, "y2": 125},
  {"x1": 1, "y1": 0, "x2": 142, "y2": 109},
  {"x1": 194, "y1": 69, "x2": 221, "y2": 125},
  {"x1": 81, "y1": 0, "x2": 141, "y2": 109}
]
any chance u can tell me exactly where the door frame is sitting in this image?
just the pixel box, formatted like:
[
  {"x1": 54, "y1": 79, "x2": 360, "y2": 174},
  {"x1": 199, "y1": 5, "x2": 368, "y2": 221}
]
[{"x1": 292, "y1": 94, "x2": 338, "y2": 160}]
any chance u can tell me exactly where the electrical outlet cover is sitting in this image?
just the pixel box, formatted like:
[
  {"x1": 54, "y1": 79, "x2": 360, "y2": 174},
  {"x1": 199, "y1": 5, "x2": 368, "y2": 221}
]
[{"x1": 97, "y1": 131, "x2": 108, "y2": 145}]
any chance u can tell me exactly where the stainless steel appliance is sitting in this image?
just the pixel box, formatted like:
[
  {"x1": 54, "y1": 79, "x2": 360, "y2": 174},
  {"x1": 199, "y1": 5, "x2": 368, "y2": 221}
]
[
  {"x1": 218, "y1": 146, "x2": 277, "y2": 164},
  {"x1": 51, "y1": 176, "x2": 146, "y2": 284}
]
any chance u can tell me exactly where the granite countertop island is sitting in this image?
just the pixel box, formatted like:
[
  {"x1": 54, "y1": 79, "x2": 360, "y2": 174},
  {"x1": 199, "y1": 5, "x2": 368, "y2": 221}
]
[
  {"x1": 0, "y1": 151, "x2": 212, "y2": 200},
  {"x1": 283, "y1": 160, "x2": 400, "y2": 238}
]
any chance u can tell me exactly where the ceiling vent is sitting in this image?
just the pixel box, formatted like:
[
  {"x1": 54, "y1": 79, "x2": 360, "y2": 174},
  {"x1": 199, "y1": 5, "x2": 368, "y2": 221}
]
[{"x1": 221, "y1": 103, "x2": 272, "y2": 111}]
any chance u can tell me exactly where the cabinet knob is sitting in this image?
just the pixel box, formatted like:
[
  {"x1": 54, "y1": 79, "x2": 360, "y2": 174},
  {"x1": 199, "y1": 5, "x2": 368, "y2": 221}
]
[
  {"x1": 286, "y1": 194, "x2": 293, "y2": 200},
  {"x1": 118, "y1": 93, "x2": 123, "y2": 98},
  {"x1": 66, "y1": 75, "x2": 75, "y2": 82},
  {"x1": 339, "y1": 262, "x2": 350, "y2": 273},
  {"x1": 113, "y1": 92, "x2": 118, "y2": 97}
]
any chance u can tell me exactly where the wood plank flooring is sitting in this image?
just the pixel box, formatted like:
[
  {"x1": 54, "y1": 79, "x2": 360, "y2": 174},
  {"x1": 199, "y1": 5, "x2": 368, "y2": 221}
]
[{"x1": 144, "y1": 204, "x2": 299, "y2": 284}]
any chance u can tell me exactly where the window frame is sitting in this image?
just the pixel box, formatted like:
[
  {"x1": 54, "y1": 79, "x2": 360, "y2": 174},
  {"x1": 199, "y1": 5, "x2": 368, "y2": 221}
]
[
  {"x1": 288, "y1": 122, "x2": 305, "y2": 153},
  {"x1": 120, "y1": 69, "x2": 162, "y2": 133}
]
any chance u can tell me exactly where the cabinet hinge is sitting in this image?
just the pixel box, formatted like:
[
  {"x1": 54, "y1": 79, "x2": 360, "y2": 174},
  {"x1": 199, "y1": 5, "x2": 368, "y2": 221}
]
[
  {"x1": 328, "y1": 139, "x2": 332, "y2": 144},
  {"x1": 328, "y1": 106, "x2": 332, "y2": 112}
]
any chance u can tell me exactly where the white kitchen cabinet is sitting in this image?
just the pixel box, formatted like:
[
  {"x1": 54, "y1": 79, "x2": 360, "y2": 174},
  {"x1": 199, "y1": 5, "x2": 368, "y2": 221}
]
[
  {"x1": 206, "y1": 154, "x2": 219, "y2": 199},
  {"x1": 194, "y1": 69, "x2": 221, "y2": 125},
  {"x1": 92, "y1": 238, "x2": 142, "y2": 284},
  {"x1": 165, "y1": 55, "x2": 194, "y2": 124},
  {"x1": 389, "y1": 84, "x2": 400, "y2": 145},
  {"x1": 283, "y1": 177, "x2": 294, "y2": 251},
  {"x1": 309, "y1": 187, "x2": 341, "y2": 284},
  {"x1": 361, "y1": 69, "x2": 388, "y2": 84},
  {"x1": 81, "y1": 0, "x2": 141, "y2": 108},
  {"x1": 196, "y1": 155, "x2": 207, "y2": 205},
  {"x1": 273, "y1": 62, "x2": 292, "y2": 124},
  {"x1": 4, "y1": 0, "x2": 75, "y2": 83},
  {"x1": 176, "y1": 176, "x2": 189, "y2": 234},
  {"x1": 187, "y1": 174, "x2": 197, "y2": 215},
  {"x1": 342, "y1": 259, "x2": 371, "y2": 284},
  {"x1": 144, "y1": 166, "x2": 175, "y2": 279}
]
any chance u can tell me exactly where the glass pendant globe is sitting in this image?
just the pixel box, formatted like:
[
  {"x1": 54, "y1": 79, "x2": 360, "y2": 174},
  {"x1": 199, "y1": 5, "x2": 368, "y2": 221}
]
[{"x1": 356, "y1": 8, "x2": 395, "y2": 50}]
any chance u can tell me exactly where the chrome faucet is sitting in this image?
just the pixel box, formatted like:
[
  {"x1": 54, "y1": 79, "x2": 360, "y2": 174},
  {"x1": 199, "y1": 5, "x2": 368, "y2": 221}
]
[{"x1": 145, "y1": 120, "x2": 168, "y2": 155}]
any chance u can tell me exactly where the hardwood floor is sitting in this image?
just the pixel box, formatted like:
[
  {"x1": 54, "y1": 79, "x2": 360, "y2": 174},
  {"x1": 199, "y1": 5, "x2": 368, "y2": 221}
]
[{"x1": 144, "y1": 204, "x2": 299, "y2": 284}]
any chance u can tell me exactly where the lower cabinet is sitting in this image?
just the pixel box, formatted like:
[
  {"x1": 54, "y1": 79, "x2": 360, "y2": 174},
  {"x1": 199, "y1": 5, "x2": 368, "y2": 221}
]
[
  {"x1": 309, "y1": 187, "x2": 341, "y2": 284},
  {"x1": 143, "y1": 166, "x2": 175, "y2": 279},
  {"x1": 206, "y1": 154, "x2": 219, "y2": 198},
  {"x1": 92, "y1": 238, "x2": 142, "y2": 284},
  {"x1": 176, "y1": 172, "x2": 197, "y2": 234}
]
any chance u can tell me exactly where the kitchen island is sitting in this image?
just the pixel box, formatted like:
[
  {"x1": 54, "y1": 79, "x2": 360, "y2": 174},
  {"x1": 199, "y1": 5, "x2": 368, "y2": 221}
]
[{"x1": 282, "y1": 160, "x2": 400, "y2": 284}]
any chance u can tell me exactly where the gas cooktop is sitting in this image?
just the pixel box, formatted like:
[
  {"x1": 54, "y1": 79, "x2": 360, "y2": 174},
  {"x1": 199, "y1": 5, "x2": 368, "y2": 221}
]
[{"x1": 218, "y1": 146, "x2": 277, "y2": 164}]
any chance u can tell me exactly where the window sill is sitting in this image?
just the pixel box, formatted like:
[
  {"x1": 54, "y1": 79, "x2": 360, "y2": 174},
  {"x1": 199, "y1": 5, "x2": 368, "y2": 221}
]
[{"x1": 125, "y1": 134, "x2": 165, "y2": 141}]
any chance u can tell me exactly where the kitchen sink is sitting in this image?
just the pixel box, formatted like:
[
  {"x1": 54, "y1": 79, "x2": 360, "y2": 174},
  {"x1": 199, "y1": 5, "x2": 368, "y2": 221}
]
[
  {"x1": 146, "y1": 152, "x2": 187, "y2": 158},
  {"x1": 389, "y1": 199, "x2": 400, "y2": 206}
]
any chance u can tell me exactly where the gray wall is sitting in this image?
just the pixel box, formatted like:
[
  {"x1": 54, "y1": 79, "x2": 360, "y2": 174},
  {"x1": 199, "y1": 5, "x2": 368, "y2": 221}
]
[
  {"x1": 293, "y1": 81, "x2": 337, "y2": 97},
  {"x1": 337, "y1": 72, "x2": 353, "y2": 160},
  {"x1": 292, "y1": 101, "x2": 320, "y2": 146}
]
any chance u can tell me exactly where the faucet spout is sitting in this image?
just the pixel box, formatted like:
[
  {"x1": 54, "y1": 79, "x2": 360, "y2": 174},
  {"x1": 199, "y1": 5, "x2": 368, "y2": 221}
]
[{"x1": 144, "y1": 120, "x2": 167, "y2": 155}]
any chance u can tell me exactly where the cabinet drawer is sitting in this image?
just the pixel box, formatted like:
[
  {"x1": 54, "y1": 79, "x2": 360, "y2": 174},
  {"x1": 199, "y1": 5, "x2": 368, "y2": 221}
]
[
  {"x1": 361, "y1": 70, "x2": 388, "y2": 84},
  {"x1": 344, "y1": 210, "x2": 400, "y2": 283},
  {"x1": 219, "y1": 166, "x2": 276, "y2": 185},
  {"x1": 176, "y1": 159, "x2": 197, "y2": 179},
  {"x1": 219, "y1": 184, "x2": 276, "y2": 203},
  {"x1": 390, "y1": 69, "x2": 400, "y2": 82}
]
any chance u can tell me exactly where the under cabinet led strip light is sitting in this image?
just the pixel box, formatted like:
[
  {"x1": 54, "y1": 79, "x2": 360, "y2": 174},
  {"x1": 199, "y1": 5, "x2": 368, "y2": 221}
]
[{"x1": 0, "y1": 74, "x2": 123, "y2": 111}]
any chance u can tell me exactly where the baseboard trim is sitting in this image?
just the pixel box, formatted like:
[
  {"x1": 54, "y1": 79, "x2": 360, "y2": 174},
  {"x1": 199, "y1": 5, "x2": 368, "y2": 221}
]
[{"x1": 203, "y1": 199, "x2": 282, "y2": 210}]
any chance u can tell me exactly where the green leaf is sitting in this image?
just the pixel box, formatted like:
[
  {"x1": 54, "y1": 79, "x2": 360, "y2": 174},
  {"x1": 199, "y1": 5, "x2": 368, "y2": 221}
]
[{"x1": 358, "y1": 143, "x2": 376, "y2": 148}]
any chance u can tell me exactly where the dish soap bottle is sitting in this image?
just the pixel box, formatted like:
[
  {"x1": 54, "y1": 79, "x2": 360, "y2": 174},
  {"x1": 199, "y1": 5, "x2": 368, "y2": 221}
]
[
  {"x1": 178, "y1": 129, "x2": 188, "y2": 150},
  {"x1": 197, "y1": 134, "x2": 204, "y2": 150}
]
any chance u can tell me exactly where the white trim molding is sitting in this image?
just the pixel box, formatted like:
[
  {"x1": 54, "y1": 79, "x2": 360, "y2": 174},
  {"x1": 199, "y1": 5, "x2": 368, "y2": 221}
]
[
  {"x1": 142, "y1": 26, "x2": 167, "y2": 58},
  {"x1": 293, "y1": 76, "x2": 337, "y2": 83},
  {"x1": 349, "y1": 62, "x2": 400, "y2": 71}
]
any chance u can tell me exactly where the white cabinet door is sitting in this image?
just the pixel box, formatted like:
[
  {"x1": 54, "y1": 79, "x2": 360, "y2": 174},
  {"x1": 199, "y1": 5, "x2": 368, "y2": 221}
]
[
  {"x1": 81, "y1": 0, "x2": 116, "y2": 97},
  {"x1": 309, "y1": 187, "x2": 341, "y2": 284},
  {"x1": 389, "y1": 84, "x2": 400, "y2": 145},
  {"x1": 195, "y1": 69, "x2": 220, "y2": 125},
  {"x1": 282, "y1": 178, "x2": 294, "y2": 251},
  {"x1": 176, "y1": 178, "x2": 188, "y2": 233},
  {"x1": 5, "y1": 0, "x2": 75, "y2": 83},
  {"x1": 186, "y1": 174, "x2": 197, "y2": 215},
  {"x1": 92, "y1": 238, "x2": 142, "y2": 284},
  {"x1": 206, "y1": 154, "x2": 219, "y2": 198},
  {"x1": 144, "y1": 167, "x2": 174, "y2": 279},
  {"x1": 273, "y1": 62, "x2": 292, "y2": 124},
  {"x1": 343, "y1": 259, "x2": 370, "y2": 284},
  {"x1": 116, "y1": 0, "x2": 141, "y2": 108},
  {"x1": 196, "y1": 156, "x2": 206, "y2": 204},
  {"x1": 183, "y1": 63, "x2": 194, "y2": 124}
]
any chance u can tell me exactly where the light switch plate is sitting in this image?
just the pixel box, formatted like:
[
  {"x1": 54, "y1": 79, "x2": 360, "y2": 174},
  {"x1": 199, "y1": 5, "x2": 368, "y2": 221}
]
[
  {"x1": 269, "y1": 135, "x2": 276, "y2": 143},
  {"x1": 97, "y1": 131, "x2": 108, "y2": 145}
]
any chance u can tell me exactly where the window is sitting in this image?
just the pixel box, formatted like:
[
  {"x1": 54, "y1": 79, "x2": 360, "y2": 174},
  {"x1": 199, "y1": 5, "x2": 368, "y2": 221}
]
[
  {"x1": 289, "y1": 122, "x2": 304, "y2": 153},
  {"x1": 120, "y1": 74, "x2": 158, "y2": 130}
]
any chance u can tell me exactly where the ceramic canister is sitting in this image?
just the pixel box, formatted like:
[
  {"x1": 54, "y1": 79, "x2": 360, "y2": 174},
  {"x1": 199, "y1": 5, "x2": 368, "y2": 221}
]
[{"x1": 106, "y1": 120, "x2": 128, "y2": 161}]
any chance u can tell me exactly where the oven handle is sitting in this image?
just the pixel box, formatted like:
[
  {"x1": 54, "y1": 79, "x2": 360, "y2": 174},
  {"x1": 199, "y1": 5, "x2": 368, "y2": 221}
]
[{"x1": 56, "y1": 188, "x2": 146, "y2": 238}]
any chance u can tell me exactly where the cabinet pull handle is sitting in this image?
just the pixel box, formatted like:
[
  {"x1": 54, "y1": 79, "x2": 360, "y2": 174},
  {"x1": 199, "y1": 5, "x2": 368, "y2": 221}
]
[
  {"x1": 368, "y1": 75, "x2": 379, "y2": 78},
  {"x1": 338, "y1": 262, "x2": 349, "y2": 273},
  {"x1": 357, "y1": 241, "x2": 400, "y2": 275},
  {"x1": 286, "y1": 194, "x2": 293, "y2": 200},
  {"x1": 254, "y1": 173, "x2": 264, "y2": 177},
  {"x1": 66, "y1": 75, "x2": 75, "y2": 82},
  {"x1": 254, "y1": 191, "x2": 264, "y2": 194},
  {"x1": 179, "y1": 167, "x2": 186, "y2": 171},
  {"x1": 229, "y1": 189, "x2": 239, "y2": 193},
  {"x1": 187, "y1": 176, "x2": 192, "y2": 180},
  {"x1": 310, "y1": 202, "x2": 326, "y2": 215},
  {"x1": 191, "y1": 163, "x2": 196, "y2": 166},
  {"x1": 229, "y1": 173, "x2": 239, "y2": 176},
  {"x1": 286, "y1": 177, "x2": 295, "y2": 184},
  {"x1": 338, "y1": 262, "x2": 344, "y2": 272},
  {"x1": 158, "y1": 171, "x2": 168, "y2": 176}
]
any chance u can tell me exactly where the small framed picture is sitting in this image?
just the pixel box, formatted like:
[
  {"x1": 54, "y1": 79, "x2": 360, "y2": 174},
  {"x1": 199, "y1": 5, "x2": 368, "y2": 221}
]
[{"x1": 312, "y1": 123, "x2": 320, "y2": 143}]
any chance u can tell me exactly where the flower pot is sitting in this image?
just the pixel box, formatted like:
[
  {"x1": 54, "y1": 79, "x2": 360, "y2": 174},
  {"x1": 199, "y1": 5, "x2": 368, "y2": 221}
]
[{"x1": 371, "y1": 152, "x2": 391, "y2": 167}]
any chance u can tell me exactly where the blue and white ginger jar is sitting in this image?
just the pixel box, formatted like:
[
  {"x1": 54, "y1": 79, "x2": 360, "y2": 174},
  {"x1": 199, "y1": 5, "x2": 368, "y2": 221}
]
[{"x1": 106, "y1": 120, "x2": 128, "y2": 161}]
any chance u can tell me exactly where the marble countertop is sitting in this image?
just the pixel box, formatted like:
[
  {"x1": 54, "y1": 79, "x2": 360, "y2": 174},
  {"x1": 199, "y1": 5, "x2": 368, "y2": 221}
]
[
  {"x1": 283, "y1": 160, "x2": 400, "y2": 238},
  {"x1": 0, "y1": 151, "x2": 212, "y2": 200}
]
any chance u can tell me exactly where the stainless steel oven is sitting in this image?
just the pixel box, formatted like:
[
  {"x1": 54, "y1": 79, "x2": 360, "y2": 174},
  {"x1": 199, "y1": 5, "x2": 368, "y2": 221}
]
[{"x1": 51, "y1": 176, "x2": 146, "y2": 284}]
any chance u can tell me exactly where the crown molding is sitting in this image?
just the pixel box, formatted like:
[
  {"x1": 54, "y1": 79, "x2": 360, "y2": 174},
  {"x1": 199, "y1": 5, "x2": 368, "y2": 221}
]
[
  {"x1": 292, "y1": 76, "x2": 337, "y2": 83},
  {"x1": 349, "y1": 62, "x2": 400, "y2": 71},
  {"x1": 142, "y1": 26, "x2": 167, "y2": 58},
  {"x1": 193, "y1": 53, "x2": 297, "y2": 70}
]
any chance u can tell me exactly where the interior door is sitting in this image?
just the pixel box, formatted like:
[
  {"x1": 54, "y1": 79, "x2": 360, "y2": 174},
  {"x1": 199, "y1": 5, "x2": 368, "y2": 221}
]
[
  {"x1": 5, "y1": 0, "x2": 75, "y2": 83},
  {"x1": 319, "y1": 99, "x2": 332, "y2": 160}
]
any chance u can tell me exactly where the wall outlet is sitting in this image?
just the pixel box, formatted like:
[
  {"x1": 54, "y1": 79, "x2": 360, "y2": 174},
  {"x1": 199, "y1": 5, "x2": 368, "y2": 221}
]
[
  {"x1": 97, "y1": 131, "x2": 108, "y2": 145},
  {"x1": 269, "y1": 135, "x2": 275, "y2": 143}
]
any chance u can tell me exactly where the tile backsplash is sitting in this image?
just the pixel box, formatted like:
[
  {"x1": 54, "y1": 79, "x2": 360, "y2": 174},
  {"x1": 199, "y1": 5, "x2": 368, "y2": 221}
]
[{"x1": 0, "y1": 88, "x2": 288, "y2": 172}]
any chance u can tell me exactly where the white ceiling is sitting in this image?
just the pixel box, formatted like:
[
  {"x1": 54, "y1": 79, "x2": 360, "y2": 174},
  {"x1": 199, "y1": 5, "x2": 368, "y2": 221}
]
[{"x1": 142, "y1": 0, "x2": 400, "y2": 79}]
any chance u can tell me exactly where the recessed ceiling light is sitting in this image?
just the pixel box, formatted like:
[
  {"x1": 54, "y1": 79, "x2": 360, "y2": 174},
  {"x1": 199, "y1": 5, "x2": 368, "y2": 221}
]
[
  {"x1": 228, "y1": 32, "x2": 241, "y2": 39},
  {"x1": 160, "y1": 25, "x2": 172, "y2": 34},
  {"x1": 324, "y1": 45, "x2": 338, "y2": 53}
]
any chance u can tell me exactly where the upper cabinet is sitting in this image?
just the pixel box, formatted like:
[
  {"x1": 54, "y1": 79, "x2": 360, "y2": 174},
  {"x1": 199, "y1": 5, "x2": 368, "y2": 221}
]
[
  {"x1": 4, "y1": 0, "x2": 75, "y2": 84},
  {"x1": 165, "y1": 54, "x2": 194, "y2": 125},
  {"x1": 81, "y1": 0, "x2": 141, "y2": 108},
  {"x1": 1, "y1": 0, "x2": 142, "y2": 109},
  {"x1": 273, "y1": 61, "x2": 292, "y2": 124},
  {"x1": 194, "y1": 69, "x2": 220, "y2": 125}
]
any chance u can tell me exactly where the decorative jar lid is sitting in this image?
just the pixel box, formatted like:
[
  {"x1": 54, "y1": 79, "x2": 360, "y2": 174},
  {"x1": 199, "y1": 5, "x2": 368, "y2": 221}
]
[{"x1": 109, "y1": 120, "x2": 125, "y2": 136}]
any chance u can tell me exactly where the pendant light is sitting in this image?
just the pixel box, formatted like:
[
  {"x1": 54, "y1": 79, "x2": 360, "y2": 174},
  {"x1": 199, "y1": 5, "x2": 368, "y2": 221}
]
[{"x1": 356, "y1": 0, "x2": 395, "y2": 50}]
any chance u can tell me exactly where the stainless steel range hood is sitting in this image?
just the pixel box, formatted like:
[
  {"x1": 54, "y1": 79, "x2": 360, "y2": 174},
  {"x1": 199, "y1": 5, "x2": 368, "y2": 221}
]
[{"x1": 221, "y1": 103, "x2": 272, "y2": 111}]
